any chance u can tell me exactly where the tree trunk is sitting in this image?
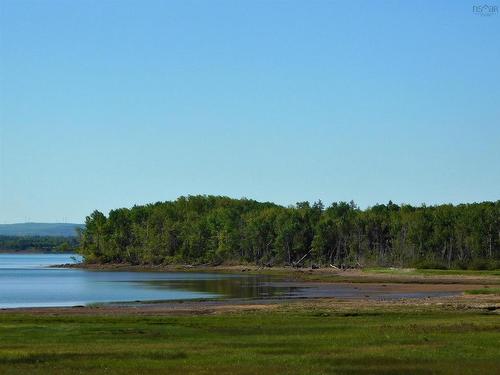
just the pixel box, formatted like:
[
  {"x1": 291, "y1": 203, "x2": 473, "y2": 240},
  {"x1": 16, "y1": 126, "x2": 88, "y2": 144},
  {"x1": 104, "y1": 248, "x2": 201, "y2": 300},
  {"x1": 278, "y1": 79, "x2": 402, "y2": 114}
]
[{"x1": 448, "y1": 238, "x2": 453, "y2": 268}]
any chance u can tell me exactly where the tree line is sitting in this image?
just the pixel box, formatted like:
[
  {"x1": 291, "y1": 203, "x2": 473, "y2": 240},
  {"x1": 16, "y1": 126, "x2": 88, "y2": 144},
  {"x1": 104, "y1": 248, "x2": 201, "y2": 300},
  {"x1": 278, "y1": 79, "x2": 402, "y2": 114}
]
[
  {"x1": 77, "y1": 196, "x2": 500, "y2": 269},
  {"x1": 0, "y1": 236, "x2": 78, "y2": 253}
]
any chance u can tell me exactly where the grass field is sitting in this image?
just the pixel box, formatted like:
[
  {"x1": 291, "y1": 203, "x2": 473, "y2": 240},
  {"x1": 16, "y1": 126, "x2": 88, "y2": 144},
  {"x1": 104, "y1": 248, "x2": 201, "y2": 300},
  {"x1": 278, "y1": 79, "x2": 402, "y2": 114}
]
[
  {"x1": 363, "y1": 268, "x2": 500, "y2": 277},
  {"x1": 0, "y1": 306, "x2": 499, "y2": 375}
]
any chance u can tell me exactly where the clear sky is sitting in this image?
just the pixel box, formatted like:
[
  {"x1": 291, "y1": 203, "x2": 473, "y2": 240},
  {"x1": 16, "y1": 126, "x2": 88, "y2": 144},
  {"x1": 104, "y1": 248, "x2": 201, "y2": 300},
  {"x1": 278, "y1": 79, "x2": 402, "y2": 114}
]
[{"x1": 0, "y1": 0, "x2": 499, "y2": 223}]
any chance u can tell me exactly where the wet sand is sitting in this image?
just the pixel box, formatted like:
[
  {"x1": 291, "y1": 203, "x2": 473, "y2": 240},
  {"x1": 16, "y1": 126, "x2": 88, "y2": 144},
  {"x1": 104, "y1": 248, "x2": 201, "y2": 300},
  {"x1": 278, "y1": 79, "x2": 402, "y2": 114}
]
[
  {"x1": 4, "y1": 262, "x2": 498, "y2": 315},
  {"x1": 2, "y1": 295, "x2": 498, "y2": 316},
  {"x1": 2, "y1": 280, "x2": 498, "y2": 316}
]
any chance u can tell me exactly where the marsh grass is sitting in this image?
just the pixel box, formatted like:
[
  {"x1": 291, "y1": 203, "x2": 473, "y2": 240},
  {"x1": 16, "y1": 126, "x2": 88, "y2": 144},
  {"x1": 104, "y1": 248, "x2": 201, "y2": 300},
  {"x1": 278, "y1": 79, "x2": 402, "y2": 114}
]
[
  {"x1": 0, "y1": 306, "x2": 499, "y2": 374},
  {"x1": 465, "y1": 288, "x2": 500, "y2": 295},
  {"x1": 363, "y1": 268, "x2": 500, "y2": 277}
]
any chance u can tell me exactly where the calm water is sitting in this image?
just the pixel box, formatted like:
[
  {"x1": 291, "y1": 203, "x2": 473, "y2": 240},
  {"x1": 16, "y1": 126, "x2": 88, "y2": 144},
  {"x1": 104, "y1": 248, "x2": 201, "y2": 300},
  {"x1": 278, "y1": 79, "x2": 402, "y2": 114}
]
[
  {"x1": 0, "y1": 254, "x2": 458, "y2": 308},
  {"x1": 0, "y1": 254, "x2": 293, "y2": 308}
]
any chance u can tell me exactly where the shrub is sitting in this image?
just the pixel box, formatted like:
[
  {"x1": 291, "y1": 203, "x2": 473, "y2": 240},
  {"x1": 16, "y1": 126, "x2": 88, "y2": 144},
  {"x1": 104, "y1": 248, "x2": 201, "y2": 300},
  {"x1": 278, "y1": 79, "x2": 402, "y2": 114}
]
[{"x1": 413, "y1": 259, "x2": 448, "y2": 270}]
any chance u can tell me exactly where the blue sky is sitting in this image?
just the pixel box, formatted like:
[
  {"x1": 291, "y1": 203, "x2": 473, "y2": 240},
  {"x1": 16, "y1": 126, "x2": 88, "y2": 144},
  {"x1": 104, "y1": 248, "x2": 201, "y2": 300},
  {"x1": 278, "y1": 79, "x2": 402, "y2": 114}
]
[{"x1": 0, "y1": 0, "x2": 499, "y2": 223}]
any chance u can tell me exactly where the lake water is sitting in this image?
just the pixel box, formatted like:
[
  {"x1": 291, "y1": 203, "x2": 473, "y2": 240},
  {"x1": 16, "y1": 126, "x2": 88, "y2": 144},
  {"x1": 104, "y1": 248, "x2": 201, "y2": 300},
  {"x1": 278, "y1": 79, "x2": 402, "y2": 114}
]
[
  {"x1": 0, "y1": 253, "x2": 296, "y2": 308},
  {"x1": 0, "y1": 254, "x2": 458, "y2": 308}
]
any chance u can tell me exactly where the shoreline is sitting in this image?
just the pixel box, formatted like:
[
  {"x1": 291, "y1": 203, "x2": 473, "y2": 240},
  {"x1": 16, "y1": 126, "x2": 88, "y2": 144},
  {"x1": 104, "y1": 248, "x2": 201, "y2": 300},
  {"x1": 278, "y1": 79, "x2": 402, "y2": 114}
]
[
  {"x1": 2, "y1": 258, "x2": 496, "y2": 315},
  {"x1": 2, "y1": 293, "x2": 498, "y2": 316},
  {"x1": 5, "y1": 261, "x2": 499, "y2": 315},
  {"x1": 57, "y1": 262, "x2": 500, "y2": 285}
]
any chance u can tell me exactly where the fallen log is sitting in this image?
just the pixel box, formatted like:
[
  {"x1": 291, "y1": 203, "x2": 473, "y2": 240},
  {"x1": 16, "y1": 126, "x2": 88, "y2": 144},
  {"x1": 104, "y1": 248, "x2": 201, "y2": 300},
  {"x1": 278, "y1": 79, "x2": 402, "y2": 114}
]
[{"x1": 293, "y1": 250, "x2": 312, "y2": 268}]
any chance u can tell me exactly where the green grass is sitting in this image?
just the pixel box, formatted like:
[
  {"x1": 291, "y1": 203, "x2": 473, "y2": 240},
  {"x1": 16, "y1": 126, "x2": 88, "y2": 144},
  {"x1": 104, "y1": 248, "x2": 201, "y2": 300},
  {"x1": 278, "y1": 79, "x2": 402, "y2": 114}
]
[
  {"x1": 465, "y1": 287, "x2": 500, "y2": 295},
  {"x1": 211, "y1": 266, "x2": 500, "y2": 284},
  {"x1": 270, "y1": 267, "x2": 500, "y2": 285},
  {"x1": 0, "y1": 307, "x2": 499, "y2": 374},
  {"x1": 363, "y1": 267, "x2": 500, "y2": 277}
]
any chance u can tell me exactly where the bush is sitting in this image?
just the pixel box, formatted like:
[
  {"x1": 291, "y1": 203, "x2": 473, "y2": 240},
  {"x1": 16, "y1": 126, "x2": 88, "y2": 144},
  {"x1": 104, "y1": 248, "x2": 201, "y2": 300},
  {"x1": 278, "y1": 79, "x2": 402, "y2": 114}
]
[
  {"x1": 413, "y1": 259, "x2": 448, "y2": 270},
  {"x1": 467, "y1": 259, "x2": 500, "y2": 270},
  {"x1": 452, "y1": 259, "x2": 469, "y2": 270}
]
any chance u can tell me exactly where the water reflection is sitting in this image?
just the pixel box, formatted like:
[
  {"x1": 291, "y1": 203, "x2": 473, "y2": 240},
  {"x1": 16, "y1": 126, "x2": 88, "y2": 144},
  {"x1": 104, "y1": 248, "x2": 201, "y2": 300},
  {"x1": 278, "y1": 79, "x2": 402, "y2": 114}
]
[
  {"x1": 0, "y1": 254, "x2": 460, "y2": 308},
  {"x1": 138, "y1": 276, "x2": 302, "y2": 299}
]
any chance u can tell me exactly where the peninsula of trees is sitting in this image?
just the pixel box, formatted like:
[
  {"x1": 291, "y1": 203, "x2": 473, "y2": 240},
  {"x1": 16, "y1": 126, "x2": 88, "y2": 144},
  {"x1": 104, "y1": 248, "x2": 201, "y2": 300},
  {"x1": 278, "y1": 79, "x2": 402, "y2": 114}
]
[{"x1": 78, "y1": 196, "x2": 499, "y2": 269}]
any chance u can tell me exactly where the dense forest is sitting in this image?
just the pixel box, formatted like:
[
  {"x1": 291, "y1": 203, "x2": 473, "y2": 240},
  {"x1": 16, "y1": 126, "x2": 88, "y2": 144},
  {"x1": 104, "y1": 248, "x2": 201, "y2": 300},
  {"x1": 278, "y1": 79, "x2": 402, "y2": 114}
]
[
  {"x1": 78, "y1": 196, "x2": 500, "y2": 269},
  {"x1": 0, "y1": 236, "x2": 78, "y2": 253}
]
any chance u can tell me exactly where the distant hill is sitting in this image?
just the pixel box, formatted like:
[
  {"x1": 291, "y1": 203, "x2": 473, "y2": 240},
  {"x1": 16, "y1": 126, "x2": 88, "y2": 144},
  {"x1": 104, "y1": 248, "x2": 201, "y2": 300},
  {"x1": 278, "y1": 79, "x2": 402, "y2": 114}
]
[{"x1": 0, "y1": 223, "x2": 84, "y2": 237}]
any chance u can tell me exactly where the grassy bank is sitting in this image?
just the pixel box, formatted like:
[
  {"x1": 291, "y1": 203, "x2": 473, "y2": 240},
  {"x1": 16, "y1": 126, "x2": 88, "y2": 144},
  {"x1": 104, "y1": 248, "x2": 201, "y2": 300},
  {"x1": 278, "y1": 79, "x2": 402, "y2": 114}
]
[
  {"x1": 362, "y1": 267, "x2": 500, "y2": 277},
  {"x1": 465, "y1": 288, "x2": 500, "y2": 295},
  {"x1": 0, "y1": 306, "x2": 499, "y2": 374}
]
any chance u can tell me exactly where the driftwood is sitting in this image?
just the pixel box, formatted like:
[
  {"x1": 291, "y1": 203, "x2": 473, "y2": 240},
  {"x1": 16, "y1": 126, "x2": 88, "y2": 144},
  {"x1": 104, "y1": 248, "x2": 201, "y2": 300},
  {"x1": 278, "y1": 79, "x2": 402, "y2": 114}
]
[
  {"x1": 329, "y1": 264, "x2": 339, "y2": 270},
  {"x1": 293, "y1": 250, "x2": 312, "y2": 268}
]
